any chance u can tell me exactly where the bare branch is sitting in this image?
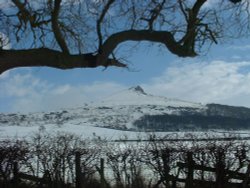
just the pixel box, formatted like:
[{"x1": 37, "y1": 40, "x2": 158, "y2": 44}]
[
  {"x1": 178, "y1": 0, "x2": 188, "y2": 22},
  {"x1": 141, "y1": 0, "x2": 166, "y2": 30},
  {"x1": 11, "y1": 0, "x2": 51, "y2": 29},
  {"x1": 51, "y1": 0, "x2": 69, "y2": 54},
  {"x1": 179, "y1": 0, "x2": 207, "y2": 53},
  {"x1": 229, "y1": 0, "x2": 242, "y2": 4},
  {"x1": 97, "y1": 0, "x2": 115, "y2": 51}
]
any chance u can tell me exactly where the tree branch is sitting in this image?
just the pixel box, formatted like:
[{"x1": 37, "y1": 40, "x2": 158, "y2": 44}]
[
  {"x1": 97, "y1": 0, "x2": 115, "y2": 51},
  {"x1": 178, "y1": 0, "x2": 188, "y2": 22},
  {"x1": 142, "y1": 0, "x2": 166, "y2": 30},
  {"x1": 0, "y1": 48, "x2": 126, "y2": 74},
  {"x1": 51, "y1": 0, "x2": 69, "y2": 54},
  {"x1": 12, "y1": 0, "x2": 51, "y2": 28},
  {"x1": 179, "y1": 0, "x2": 207, "y2": 53},
  {"x1": 98, "y1": 29, "x2": 197, "y2": 66}
]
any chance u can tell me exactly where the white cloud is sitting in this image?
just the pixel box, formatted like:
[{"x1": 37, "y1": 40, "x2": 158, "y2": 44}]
[
  {"x1": 203, "y1": 0, "x2": 220, "y2": 8},
  {"x1": 143, "y1": 60, "x2": 250, "y2": 107},
  {"x1": 52, "y1": 85, "x2": 71, "y2": 95},
  {"x1": 228, "y1": 45, "x2": 250, "y2": 51},
  {"x1": 0, "y1": 73, "x2": 51, "y2": 98},
  {"x1": 0, "y1": 72, "x2": 126, "y2": 113},
  {"x1": 2, "y1": 59, "x2": 250, "y2": 113}
]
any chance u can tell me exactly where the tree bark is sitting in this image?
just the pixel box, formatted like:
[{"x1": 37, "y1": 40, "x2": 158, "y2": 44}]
[{"x1": 0, "y1": 48, "x2": 126, "y2": 74}]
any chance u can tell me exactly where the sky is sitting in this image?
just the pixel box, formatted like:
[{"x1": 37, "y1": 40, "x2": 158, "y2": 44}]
[
  {"x1": 1, "y1": 0, "x2": 250, "y2": 113},
  {"x1": 2, "y1": 37, "x2": 250, "y2": 113}
]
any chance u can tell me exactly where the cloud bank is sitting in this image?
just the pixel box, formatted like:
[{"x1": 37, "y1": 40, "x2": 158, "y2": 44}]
[
  {"x1": 1, "y1": 60, "x2": 250, "y2": 112},
  {"x1": 0, "y1": 72, "x2": 126, "y2": 112},
  {"x1": 144, "y1": 60, "x2": 250, "y2": 107}
]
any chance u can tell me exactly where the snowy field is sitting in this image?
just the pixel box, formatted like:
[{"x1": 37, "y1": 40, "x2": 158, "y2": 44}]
[{"x1": 1, "y1": 122, "x2": 250, "y2": 141}]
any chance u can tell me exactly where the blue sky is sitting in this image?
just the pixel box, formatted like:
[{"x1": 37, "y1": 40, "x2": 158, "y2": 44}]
[
  {"x1": 2, "y1": 37, "x2": 250, "y2": 113},
  {"x1": 2, "y1": 0, "x2": 250, "y2": 113}
]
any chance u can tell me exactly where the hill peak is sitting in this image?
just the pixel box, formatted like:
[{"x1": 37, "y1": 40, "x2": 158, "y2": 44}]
[
  {"x1": 97, "y1": 85, "x2": 203, "y2": 108},
  {"x1": 129, "y1": 86, "x2": 147, "y2": 95}
]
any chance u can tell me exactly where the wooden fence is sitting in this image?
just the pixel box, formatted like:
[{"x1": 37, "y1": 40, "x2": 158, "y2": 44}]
[
  {"x1": 9, "y1": 152, "x2": 105, "y2": 188},
  {"x1": 4, "y1": 151, "x2": 250, "y2": 188},
  {"x1": 173, "y1": 152, "x2": 250, "y2": 188}
]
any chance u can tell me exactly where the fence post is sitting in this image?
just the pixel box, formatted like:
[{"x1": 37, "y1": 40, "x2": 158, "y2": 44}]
[
  {"x1": 185, "y1": 152, "x2": 194, "y2": 188},
  {"x1": 96, "y1": 158, "x2": 106, "y2": 188},
  {"x1": 100, "y1": 158, "x2": 105, "y2": 188},
  {"x1": 200, "y1": 151, "x2": 205, "y2": 182},
  {"x1": 75, "y1": 151, "x2": 82, "y2": 188},
  {"x1": 172, "y1": 179, "x2": 177, "y2": 188},
  {"x1": 215, "y1": 149, "x2": 226, "y2": 188},
  {"x1": 13, "y1": 161, "x2": 19, "y2": 187},
  {"x1": 243, "y1": 164, "x2": 250, "y2": 188}
]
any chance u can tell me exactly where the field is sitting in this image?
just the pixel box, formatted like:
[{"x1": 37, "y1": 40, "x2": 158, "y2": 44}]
[{"x1": 1, "y1": 124, "x2": 250, "y2": 188}]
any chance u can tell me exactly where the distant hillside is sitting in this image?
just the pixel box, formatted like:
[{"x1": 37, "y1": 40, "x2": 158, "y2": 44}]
[{"x1": 1, "y1": 86, "x2": 250, "y2": 132}]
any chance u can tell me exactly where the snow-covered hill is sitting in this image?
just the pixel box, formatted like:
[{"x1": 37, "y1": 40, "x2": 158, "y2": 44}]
[
  {"x1": 0, "y1": 86, "x2": 205, "y2": 130},
  {"x1": 1, "y1": 86, "x2": 250, "y2": 137}
]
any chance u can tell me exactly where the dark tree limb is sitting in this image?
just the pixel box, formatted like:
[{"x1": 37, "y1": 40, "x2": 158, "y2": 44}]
[
  {"x1": 178, "y1": 0, "x2": 188, "y2": 22},
  {"x1": 179, "y1": 0, "x2": 207, "y2": 53},
  {"x1": 12, "y1": 0, "x2": 32, "y2": 26},
  {"x1": 229, "y1": 0, "x2": 242, "y2": 4},
  {"x1": 51, "y1": 0, "x2": 69, "y2": 54},
  {"x1": 0, "y1": 29, "x2": 200, "y2": 75},
  {"x1": 98, "y1": 29, "x2": 197, "y2": 66},
  {"x1": 97, "y1": 0, "x2": 115, "y2": 50},
  {"x1": 0, "y1": 48, "x2": 126, "y2": 74},
  {"x1": 0, "y1": 0, "x2": 228, "y2": 75},
  {"x1": 12, "y1": 0, "x2": 51, "y2": 30}
]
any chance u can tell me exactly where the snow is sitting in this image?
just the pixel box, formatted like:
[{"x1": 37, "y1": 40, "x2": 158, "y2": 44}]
[
  {"x1": 0, "y1": 86, "x2": 206, "y2": 132},
  {"x1": 1, "y1": 122, "x2": 250, "y2": 142},
  {"x1": 0, "y1": 124, "x2": 139, "y2": 140},
  {"x1": 96, "y1": 86, "x2": 203, "y2": 108},
  {"x1": 1, "y1": 85, "x2": 247, "y2": 141}
]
